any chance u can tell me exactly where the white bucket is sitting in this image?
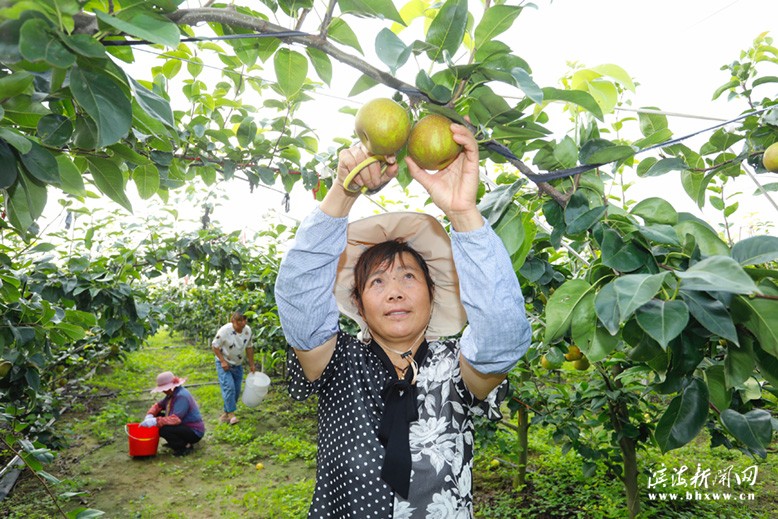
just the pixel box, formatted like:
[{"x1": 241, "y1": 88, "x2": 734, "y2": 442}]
[{"x1": 242, "y1": 371, "x2": 271, "y2": 408}]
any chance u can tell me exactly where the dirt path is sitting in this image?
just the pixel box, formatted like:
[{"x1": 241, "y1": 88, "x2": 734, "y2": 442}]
[{"x1": 3, "y1": 331, "x2": 318, "y2": 519}]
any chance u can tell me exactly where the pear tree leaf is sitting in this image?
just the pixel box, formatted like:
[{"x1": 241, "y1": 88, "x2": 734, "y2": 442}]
[
  {"x1": 679, "y1": 290, "x2": 738, "y2": 344},
  {"x1": 655, "y1": 378, "x2": 709, "y2": 452},
  {"x1": 474, "y1": 5, "x2": 522, "y2": 48},
  {"x1": 95, "y1": 11, "x2": 180, "y2": 48},
  {"x1": 545, "y1": 279, "x2": 593, "y2": 343},
  {"x1": 273, "y1": 48, "x2": 308, "y2": 99},
  {"x1": 631, "y1": 197, "x2": 678, "y2": 225},
  {"x1": 635, "y1": 299, "x2": 689, "y2": 349},
  {"x1": 86, "y1": 157, "x2": 132, "y2": 213},
  {"x1": 425, "y1": 0, "x2": 467, "y2": 63},
  {"x1": 677, "y1": 256, "x2": 759, "y2": 295},
  {"x1": 731, "y1": 235, "x2": 778, "y2": 266},
  {"x1": 720, "y1": 409, "x2": 772, "y2": 458}
]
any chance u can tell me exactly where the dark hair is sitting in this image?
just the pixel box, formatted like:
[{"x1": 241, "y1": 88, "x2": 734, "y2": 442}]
[
  {"x1": 351, "y1": 240, "x2": 435, "y2": 314},
  {"x1": 231, "y1": 311, "x2": 246, "y2": 321}
]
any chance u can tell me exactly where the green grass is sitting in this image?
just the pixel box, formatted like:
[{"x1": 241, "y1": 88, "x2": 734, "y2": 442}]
[{"x1": 4, "y1": 329, "x2": 776, "y2": 519}]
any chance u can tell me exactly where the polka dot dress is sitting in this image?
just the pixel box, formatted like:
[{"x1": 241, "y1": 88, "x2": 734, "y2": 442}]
[{"x1": 288, "y1": 332, "x2": 507, "y2": 519}]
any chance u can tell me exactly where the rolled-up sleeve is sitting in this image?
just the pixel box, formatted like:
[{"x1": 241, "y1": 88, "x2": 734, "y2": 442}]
[
  {"x1": 452, "y1": 219, "x2": 531, "y2": 374},
  {"x1": 274, "y1": 208, "x2": 347, "y2": 350}
]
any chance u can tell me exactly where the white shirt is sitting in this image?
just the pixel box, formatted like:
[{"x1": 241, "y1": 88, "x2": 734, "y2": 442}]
[{"x1": 212, "y1": 323, "x2": 253, "y2": 366}]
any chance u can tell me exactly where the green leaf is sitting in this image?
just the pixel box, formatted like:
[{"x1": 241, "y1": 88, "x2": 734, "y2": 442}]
[
  {"x1": 655, "y1": 378, "x2": 709, "y2": 452},
  {"x1": 6, "y1": 170, "x2": 47, "y2": 232},
  {"x1": 69, "y1": 507, "x2": 105, "y2": 519},
  {"x1": 273, "y1": 48, "x2": 308, "y2": 99},
  {"x1": 348, "y1": 74, "x2": 379, "y2": 96},
  {"x1": 631, "y1": 197, "x2": 678, "y2": 225},
  {"x1": 86, "y1": 157, "x2": 132, "y2": 212},
  {"x1": 55, "y1": 155, "x2": 86, "y2": 196},
  {"x1": 590, "y1": 63, "x2": 636, "y2": 92},
  {"x1": 339, "y1": 0, "x2": 405, "y2": 25},
  {"x1": 732, "y1": 295, "x2": 778, "y2": 358},
  {"x1": 674, "y1": 220, "x2": 730, "y2": 257},
  {"x1": 477, "y1": 179, "x2": 524, "y2": 225},
  {"x1": 236, "y1": 117, "x2": 257, "y2": 148},
  {"x1": 704, "y1": 365, "x2": 731, "y2": 411},
  {"x1": 731, "y1": 235, "x2": 778, "y2": 266},
  {"x1": 754, "y1": 341, "x2": 778, "y2": 388},
  {"x1": 37, "y1": 114, "x2": 73, "y2": 147},
  {"x1": 474, "y1": 5, "x2": 522, "y2": 48},
  {"x1": 542, "y1": 87, "x2": 603, "y2": 120},
  {"x1": 679, "y1": 290, "x2": 738, "y2": 344},
  {"x1": 637, "y1": 107, "x2": 669, "y2": 134},
  {"x1": 95, "y1": 11, "x2": 180, "y2": 48},
  {"x1": 19, "y1": 140, "x2": 60, "y2": 185},
  {"x1": 677, "y1": 256, "x2": 759, "y2": 295},
  {"x1": 595, "y1": 283, "x2": 621, "y2": 335},
  {"x1": 61, "y1": 33, "x2": 106, "y2": 58},
  {"x1": 725, "y1": 341, "x2": 755, "y2": 389},
  {"x1": 635, "y1": 299, "x2": 689, "y2": 349},
  {"x1": 70, "y1": 66, "x2": 131, "y2": 148},
  {"x1": 580, "y1": 327, "x2": 620, "y2": 363},
  {"x1": 425, "y1": 0, "x2": 468, "y2": 63},
  {"x1": 510, "y1": 67, "x2": 543, "y2": 105},
  {"x1": 544, "y1": 279, "x2": 593, "y2": 343},
  {"x1": 305, "y1": 47, "x2": 332, "y2": 85},
  {"x1": 130, "y1": 78, "x2": 175, "y2": 130},
  {"x1": 600, "y1": 228, "x2": 647, "y2": 273},
  {"x1": 612, "y1": 272, "x2": 669, "y2": 321},
  {"x1": 720, "y1": 409, "x2": 772, "y2": 458},
  {"x1": 0, "y1": 71, "x2": 34, "y2": 98},
  {"x1": 327, "y1": 18, "x2": 363, "y2": 54},
  {"x1": 0, "y1": 140, "x2": 18, "y2": 189},
  {"x1": 636, "y1": 224, "x2": 680, "y2": 246},
  {"x1": 0, "y1": 127, "x2": 32, "y2": 154},
  {"x1": 640, "y1": 157, "x2": 687, "y2": 177},
  {"x1": 579, "y1": 140, "x2": 635, "y2": 165},
  {"x1": 19, "y1": 19, "x2": 75, "y2": 68},
  {"x1": 375, "y1": 28, "x2": 411, "y2": 74},
  {"x1": 132, "y1": 164, "x2": 159, "y2": 200}
]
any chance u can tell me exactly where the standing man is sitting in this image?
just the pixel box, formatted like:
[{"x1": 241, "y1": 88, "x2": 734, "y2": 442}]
[{"x1": 212, "y1": 311, "x2": 255, "y2": 425}]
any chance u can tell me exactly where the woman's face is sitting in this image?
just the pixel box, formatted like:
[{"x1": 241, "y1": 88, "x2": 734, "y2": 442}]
[{"x1": 359, "y1": 252, "x2": 432, "y2": 347}]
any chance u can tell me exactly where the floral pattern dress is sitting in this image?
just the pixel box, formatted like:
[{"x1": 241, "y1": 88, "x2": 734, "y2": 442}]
[{"x1": 288, "y1": 332, "x2": 506, "y2": 519}]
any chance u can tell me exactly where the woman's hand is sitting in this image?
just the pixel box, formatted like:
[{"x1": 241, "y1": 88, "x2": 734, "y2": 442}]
[
  {"x1": 405, "y1": 123, "x2": 483, "y2": 232},
  {"x1": 335, "y1": 143, "x2": 399, "y2": 194},
  {"x1": 321, "y1": 143, "x2": 399, "y2": 218}
]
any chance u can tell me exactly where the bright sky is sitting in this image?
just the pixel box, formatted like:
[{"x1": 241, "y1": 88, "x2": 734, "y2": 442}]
[{"x1": 46, "y1": 0, "x2": 778, "y2": 242}]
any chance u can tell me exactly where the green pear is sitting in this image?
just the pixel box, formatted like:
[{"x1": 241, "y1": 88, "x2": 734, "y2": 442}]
[
  {"x1": 354, "y1": 98, "x2": 411, "y2": 155},
  {"x1": 763, "y1": 142, "x2": 778, "y2": 172},
  {"x1": 407, "y1": 114, "x2": 462, "y2": 170}
]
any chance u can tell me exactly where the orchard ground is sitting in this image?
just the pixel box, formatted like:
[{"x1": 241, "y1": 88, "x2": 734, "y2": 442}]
[{"x1": 2, "y1": 330, "x2": 776, "y2": 519}]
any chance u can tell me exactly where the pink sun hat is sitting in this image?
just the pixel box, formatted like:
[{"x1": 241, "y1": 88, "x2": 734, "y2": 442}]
[{"x1": 150, "y1": 371, "x2": 187, "y2": 393}]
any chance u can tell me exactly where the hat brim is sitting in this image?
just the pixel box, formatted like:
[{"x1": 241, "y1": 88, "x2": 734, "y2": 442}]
[
  {"x1": 150, "y1": 377, "x2": 186, "y2": 393},
  {"x1": 334, "y1": 212, "x2": 467, "y2": 339}
]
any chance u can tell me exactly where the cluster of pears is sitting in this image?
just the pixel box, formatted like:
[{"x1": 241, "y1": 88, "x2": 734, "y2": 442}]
[
  {"x1": 540, "y1": 345, "x2": 590, "y2": 371},
  {"x1": 353, "y1": 98, "x2": 462, "y2": 175}
]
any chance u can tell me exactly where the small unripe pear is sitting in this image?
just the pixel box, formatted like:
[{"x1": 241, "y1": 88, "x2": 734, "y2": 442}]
[
  {"x1": 407, "y1": 114, "x2": 462, "y2": 170},
  {"x1": 354, "y1": 98, "x2": 411, "y2": 155},
  {"x1": 762, "y1": 142, "x2": 778, "y2": 172}
]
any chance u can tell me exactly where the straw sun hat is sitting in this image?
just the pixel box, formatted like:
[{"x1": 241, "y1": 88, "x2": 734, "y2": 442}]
[
  {"x1": 150, "y1": 371, "x2": 187, "y2": 393},
  {"x1": 334, "y1": 212, "x2": 467, "y2": 340}
]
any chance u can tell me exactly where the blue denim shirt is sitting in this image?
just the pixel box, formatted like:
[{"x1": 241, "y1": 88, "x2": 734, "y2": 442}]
[{"x1": 275, "y1": 207, "x2": 531, "y2": 374}]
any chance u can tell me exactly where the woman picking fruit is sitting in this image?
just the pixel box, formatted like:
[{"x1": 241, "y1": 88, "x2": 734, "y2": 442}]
[{"x1": 275, "y1": 120, "x2": 531, "y2": 518}]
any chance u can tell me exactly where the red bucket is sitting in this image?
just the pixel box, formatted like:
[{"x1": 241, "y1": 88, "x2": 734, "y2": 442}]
[{"x1": 125, "y1": 423, "x2": 160, "y2": 457}]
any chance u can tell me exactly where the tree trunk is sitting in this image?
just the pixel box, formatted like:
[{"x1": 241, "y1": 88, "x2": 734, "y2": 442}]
[
  {"x1": 619, "y1": 424, "x2": 640, "y2": 518},
  {"x1": 515, "y1": 404, "x2": 529, "y2": 488},
  {"x1": 514, "y1": 369, "x2": 531, "y2": 488}
]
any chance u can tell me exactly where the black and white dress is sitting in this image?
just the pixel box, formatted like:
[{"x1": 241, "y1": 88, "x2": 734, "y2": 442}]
[{"x1": 289, "y1": 332, "x2": 506, "y2": 519}]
